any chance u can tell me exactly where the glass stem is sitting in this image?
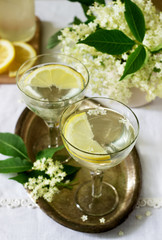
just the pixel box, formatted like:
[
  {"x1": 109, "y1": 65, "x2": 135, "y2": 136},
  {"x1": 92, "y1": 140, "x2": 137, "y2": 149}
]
[
  {"x1": 46, "y1": 122, "x2": 59, "y2": 148},
  {"x1": 90, "y1": 170, "x2": 103, "y2": 198}
]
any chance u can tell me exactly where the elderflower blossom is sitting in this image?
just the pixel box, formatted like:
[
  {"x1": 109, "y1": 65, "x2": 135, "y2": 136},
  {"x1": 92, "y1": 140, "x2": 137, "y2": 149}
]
[
  {"x1": 81, "y1": 215, "x2": 88, "y2": 222},
  {"x1": 99, "y1": 217, "x2": 106, "y2": 224},
  {"x1": 24, "y1": 158, "x2": 67, "y2": 202},
  {"x1": 119, "y1": 117, "x2": 132, "y2": 130},
  {"x1": 87, "y1": 108, "x2": 107, "y2": 116},
  {"x1": 59, "y1": 0, "x2": 162, "y2": 103}
]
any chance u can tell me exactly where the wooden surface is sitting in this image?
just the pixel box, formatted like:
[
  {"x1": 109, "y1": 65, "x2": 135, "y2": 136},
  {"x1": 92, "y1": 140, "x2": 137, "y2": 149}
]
[{"x1": 0, "y1": 17, "x2": 41, "y2": 84}]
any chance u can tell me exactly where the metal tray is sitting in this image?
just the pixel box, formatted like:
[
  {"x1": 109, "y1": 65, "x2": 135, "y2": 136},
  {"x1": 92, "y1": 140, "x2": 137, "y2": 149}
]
[{"x1": 15, "y1": 107, "x2": 142, "y2": 233}]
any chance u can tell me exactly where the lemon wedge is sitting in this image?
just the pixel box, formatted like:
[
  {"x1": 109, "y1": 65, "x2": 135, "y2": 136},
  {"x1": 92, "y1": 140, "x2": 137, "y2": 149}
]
[
  {"x1": 63, "y1": 112, "x2": 111, "y2": 163},
  {"x1": 24, "y1": 64, "x2": 85, "y2": 89},
  {"x1": 0, "y1": 39, "x2": 15, "y2": 74},
  {"x1": 9, "y1": 41, "x2": 36, "y2": 77}
]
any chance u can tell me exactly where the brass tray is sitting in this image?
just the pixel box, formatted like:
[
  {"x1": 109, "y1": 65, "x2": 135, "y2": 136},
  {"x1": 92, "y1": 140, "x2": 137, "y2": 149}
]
[{"x1": 15, "y1": 107, "x2": 142, "y2": 233}]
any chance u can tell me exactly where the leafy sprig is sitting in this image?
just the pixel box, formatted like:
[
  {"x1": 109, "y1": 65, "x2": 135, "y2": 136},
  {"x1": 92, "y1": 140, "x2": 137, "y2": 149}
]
[
  {"x1": 47, "y1": 0, "x2": 161, "y2": 80},
  {"x1": 0, "y1": 133, "x2": 80, "y2": 194},
  {"x1": 68, "y1": 0, "x2": 105, "y2": 18},
  {"x1": 47, "y1": 0, "x2": 105, "y2": 49},
  {"x1": 77, "y1": 0, "x2": 147, "y2": 80}
]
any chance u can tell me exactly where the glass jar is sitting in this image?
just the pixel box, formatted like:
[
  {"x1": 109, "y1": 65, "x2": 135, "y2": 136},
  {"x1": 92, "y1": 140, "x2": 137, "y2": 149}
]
[{"x1": 0, "y1": 0, "x2": 36, "y2": 42}]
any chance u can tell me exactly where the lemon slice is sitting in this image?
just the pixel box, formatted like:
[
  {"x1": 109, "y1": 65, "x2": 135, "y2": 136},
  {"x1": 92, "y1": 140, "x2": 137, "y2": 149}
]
[
  {"x1": 9, "y1": 42, "x2": 36, "y2": 77},
  {"x1": 24, "y1": 64, "x2": 85, "y2": 89},
  {"x1": 0, "y1": 39, "x2": 15, "y2": 74},
  {"x1": 64, "y1": 112, "x2": 111, "y2": 163}
]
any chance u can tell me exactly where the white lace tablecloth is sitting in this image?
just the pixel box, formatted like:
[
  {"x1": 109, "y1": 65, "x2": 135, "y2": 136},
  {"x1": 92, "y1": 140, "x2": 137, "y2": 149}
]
[{"x1": 0, "y1": 1, "x2": 162, "y2": 239}]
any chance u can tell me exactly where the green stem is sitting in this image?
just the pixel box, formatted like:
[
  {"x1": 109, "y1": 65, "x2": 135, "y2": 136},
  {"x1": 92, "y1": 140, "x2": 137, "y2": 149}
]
[
  {"x1": 147, "y1": 69, "x2": 154, "y2": 81},
  {"x1": 134, "y1": 40, "x2": 152, "y2": 53}
]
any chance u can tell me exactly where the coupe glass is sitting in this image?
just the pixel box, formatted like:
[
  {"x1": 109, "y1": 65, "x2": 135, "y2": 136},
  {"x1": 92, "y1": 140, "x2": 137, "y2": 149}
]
[
  {"x1": 60, "y1": 97, "x2": 139, "y2": 216},
  {"x1": 16, "y1": 53, "x2": 89, "y2": 151}
]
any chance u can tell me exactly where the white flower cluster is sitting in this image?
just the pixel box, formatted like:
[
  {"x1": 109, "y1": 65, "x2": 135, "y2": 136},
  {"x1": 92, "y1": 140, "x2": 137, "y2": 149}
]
[
  {"x1": 24, "y1": 158, "x2": 66, "y2": 202},
  {"x1": 87, "y1": 108, "x2": 107, "y2": 116},
  {"x1": 119, "y1": 117, "x2": 132, "y2": 130},
  {"x1": 59, "y1": 0, "x2": 162, "y2": 103}
]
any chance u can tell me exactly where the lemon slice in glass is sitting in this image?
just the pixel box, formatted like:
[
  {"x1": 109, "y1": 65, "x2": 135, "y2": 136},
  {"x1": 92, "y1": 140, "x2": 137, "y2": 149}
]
[
  {"x1": 24, "y1": 64, "x2": 85, "y2": 89},
  {"x1": 0, "y1": 39, "x2": 15, "y2": 74},
  {"x1": 64, "y1": 112, "x2": 111, "y2": 163},
  {"x1": 9, "y1": 42, "x2": 36, "y2": 77}
]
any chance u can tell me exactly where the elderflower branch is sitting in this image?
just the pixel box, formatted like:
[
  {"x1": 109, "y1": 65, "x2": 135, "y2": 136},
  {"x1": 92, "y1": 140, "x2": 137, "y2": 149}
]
[
  {"x1": 57, "y1": 0, "x2": 162, "y2": 103},
  {"x1": 0, "y1": 134, "x2": 80, "y2": 203},
  {"x1": 24, "y1": 157, "x2": 80, "y2": 202}
]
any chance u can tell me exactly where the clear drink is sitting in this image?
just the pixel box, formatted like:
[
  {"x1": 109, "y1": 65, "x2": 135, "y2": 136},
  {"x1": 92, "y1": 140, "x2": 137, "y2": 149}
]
[
  {"x1": 19, "y1": 63, "x2": 86, "y2": 123},
  {"x1": 63, "y1": 108, "x2": 135, "y2": 171},
  {"x1": 0, "y1": 0, "x2": 36, "y2": 42}
]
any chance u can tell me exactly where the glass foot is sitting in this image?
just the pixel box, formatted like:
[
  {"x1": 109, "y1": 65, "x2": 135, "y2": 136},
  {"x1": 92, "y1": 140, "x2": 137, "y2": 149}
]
[{"x1": 75, "y1": 181, "x2": 119, "y2": 216}]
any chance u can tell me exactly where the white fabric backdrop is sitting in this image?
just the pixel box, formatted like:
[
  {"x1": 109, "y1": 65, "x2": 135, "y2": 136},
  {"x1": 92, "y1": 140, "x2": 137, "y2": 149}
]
[{"x1": 0, "y1": 1, "x2": 162, "y2": 239}]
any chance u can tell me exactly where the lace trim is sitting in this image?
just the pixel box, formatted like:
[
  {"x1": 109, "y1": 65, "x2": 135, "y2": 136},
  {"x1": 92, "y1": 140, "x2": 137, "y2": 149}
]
[
  {"x1": 0, "y1": 198, "x2": 37, "y2": 208},
  {"x1": 0, "y1": 198, "x2": 162, "y2": 208},
  {"x1": 136, "y1": 198, "x2": 162, "y2": 208}
]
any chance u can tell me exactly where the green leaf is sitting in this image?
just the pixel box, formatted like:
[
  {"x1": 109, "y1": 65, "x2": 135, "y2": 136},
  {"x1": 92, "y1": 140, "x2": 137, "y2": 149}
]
[
  {"x1": 0, "y1": 157, "x2": 33, "y2": 173},
  {"x1": 47, "y1": 30, "x2": 62, "y2": 49},
  {"x1": 151, "y1": 44, "x2": 162, "y2": 54},
  {"x1": 124, "y1": 0, "x2": 145, "y2": 42},
  {"x1": 153, "y1": 67, "x2": 161, "y2": 73},
  {"x1": 68, "y1": 1, "x2": 90, "y2": 18},
  {"x1": 85, "y1": 15, "x2": 96, "y2": 24},
  {"x1": 96, "y1": 0, "x2": 105, "y2": 4},
  {"x1": 120, "y1": 45, "x2": 146, "y2": 80},
  {"x1": 10, "y1": 173, "x2": 29, "y2": 184},
  {"x1": 68, "y1": 0, "x2": 105, "y2": 18},
  {"x1": 26, "y1": 170, "x2": 49, "y2": 179},
  {"x1": 36, "y1": 145, "x2": 64, "y2": 160},
  {"x1": 81, "y1": 3, "x2": 91, "y2": 17},
  {"x1": 0, "y1": 133, "x2": 28, "y2": 159},
  {"x1": 10, "y1": 164, "x2": 80, "y2": 185},
  {"x1": 81, "y1": 5, "x2": 96, "y2": 21},
  {"x1": 63, "y1": 164, "x2": 80, "y2": 182},
  {"x1": 78, "y1": 29, "x2": 135, "y2": 55},
  {"x1": 68, "y1": 0, "x2": 105, "y2": 6},
  {"x1": 70, "y1": 13, "x2": 95, "y2": 25},
  {"x1": 70, "y1": 16, "x2": 83, "y2": 25},
  {"x1": 63, "y1": 164, "x2": 80, "y2": 176},
  {"x1": 10, "y1": 170, "x2": 49, "y2": 184}
]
